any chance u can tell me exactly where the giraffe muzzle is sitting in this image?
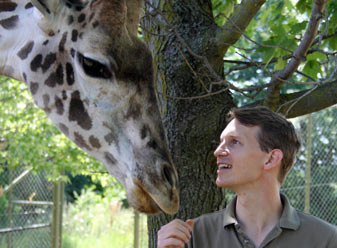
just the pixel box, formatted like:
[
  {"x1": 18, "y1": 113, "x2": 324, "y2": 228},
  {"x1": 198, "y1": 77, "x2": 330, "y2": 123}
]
[{"x1": 126, "y1": 161, "x2": 180, "y2": 215}]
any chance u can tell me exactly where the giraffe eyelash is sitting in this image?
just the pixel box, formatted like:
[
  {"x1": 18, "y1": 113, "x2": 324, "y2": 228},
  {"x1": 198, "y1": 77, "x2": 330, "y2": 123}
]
[{"x1": 77, "y1": 52, "x2": 112, "y2": 79}]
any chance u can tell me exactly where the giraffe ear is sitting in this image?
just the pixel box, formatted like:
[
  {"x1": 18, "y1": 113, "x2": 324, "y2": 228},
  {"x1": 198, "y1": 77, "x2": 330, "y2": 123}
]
[
  {"x1": 125, "y1": 0, "x2": 142, "y2": 36},
  {"x1": 31, "y1": 0, "x2": 59, "y2": 17}
]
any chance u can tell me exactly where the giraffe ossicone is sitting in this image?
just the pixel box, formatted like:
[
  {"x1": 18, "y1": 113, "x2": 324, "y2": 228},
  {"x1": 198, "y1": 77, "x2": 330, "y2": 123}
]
[{"x1": 0, "y1": 0, "x2": 179, "y2": 214}]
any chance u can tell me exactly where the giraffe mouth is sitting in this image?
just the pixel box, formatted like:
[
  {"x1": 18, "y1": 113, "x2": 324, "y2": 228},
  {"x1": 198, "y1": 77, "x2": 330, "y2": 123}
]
[{"x1": 128, "y1": 177, "x2": 179, "y2": 215}]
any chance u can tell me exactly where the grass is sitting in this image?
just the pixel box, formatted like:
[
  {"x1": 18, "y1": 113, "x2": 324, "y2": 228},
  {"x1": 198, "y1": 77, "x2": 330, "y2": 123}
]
[{"x1": 62, "y1": 188, "x2": 148, "y2": 248}]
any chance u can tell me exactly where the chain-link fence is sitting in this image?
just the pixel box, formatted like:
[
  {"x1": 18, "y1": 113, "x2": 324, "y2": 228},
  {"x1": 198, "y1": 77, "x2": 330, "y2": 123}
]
[
  {"x1": 0, "y1": 166, "x2": 54, "y2": 248},
  {"x1": 281, "y1": 105, "x2": 337, "y2": 225}
]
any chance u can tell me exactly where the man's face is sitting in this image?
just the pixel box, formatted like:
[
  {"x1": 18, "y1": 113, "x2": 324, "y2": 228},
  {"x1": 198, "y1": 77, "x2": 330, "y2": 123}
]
[{"x1": 214, "y1": 118, "x2": 270, "y2": 191}]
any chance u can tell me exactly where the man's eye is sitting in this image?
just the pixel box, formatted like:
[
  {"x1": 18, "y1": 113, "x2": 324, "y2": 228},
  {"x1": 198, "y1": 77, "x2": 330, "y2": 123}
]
[
  {"x1": 231, "y1": 139, "x2": 240, "y2": 145},
  {"x1": 77, "y1": 52, "x2": 112, "y2": 79}
]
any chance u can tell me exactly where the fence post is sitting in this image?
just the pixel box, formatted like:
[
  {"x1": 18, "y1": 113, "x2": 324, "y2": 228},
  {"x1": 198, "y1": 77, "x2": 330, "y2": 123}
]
[
  {"x1": 7, "y1": 169, "x2": 13, "y2": 248},
  {"x1": 51, "y1": 180, "x2": 64, "y2": 248},
  {"x1": 304, "y1": 114, "x2": 312, "y2": 214},
  {"x1": 134, "y1": 210, "x2": 140, "y2": 248}
]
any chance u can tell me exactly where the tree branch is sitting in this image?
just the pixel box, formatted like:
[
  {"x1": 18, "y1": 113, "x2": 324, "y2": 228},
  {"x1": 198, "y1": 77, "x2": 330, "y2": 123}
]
[
  {"x1": 248, "y1": 80, "x2": 337, "y2": 118},
  {"x1": 264, "y1": 0, "x2": 328, "y2": 110},
  {"x1": 218, "y1": 0, "x2": 266, "y2": 55}
]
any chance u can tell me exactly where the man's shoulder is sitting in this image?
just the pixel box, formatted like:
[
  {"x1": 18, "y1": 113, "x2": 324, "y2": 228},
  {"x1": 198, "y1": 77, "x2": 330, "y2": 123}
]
[
  {"x1": 297, "y1": 210, "x2": 337, "y2": 232},
  {"x1": 296, "y1": 210, "x2": 337, "y2": 246},
  {"x1": 193, "y1": 208, "x2": 226, "y2": 227}
]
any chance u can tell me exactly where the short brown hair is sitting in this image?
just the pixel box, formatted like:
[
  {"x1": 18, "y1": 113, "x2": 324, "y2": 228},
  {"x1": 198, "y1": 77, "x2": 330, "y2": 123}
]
[{"x1": 228, "y1": 106, "x2": 301, "y2": 183}]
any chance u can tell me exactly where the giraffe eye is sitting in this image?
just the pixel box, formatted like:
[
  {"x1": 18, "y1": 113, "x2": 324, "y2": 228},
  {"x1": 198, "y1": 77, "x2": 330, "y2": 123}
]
[{"x1": 77, "y1": 52, "x2": 112, "y2": 79}]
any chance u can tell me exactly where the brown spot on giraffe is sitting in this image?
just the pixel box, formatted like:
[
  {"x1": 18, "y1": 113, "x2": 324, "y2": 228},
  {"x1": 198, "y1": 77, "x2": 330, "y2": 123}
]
[
  {"x1": 147, "y1": 139, "x2": 158, "y2": 150},
  {"x1": 30, "y1": 54, "x2": 43, "y2": 72},
  {"x1": 66, "y1": 63, "x2": 75, "y2": 85},
  {"x1": 140, "y1": 124, "x2": 150, "y2": 140},
  {"x1": 42, "y1": 94, "x2": 51, "y2": 113},
  {"x1": 62, "y1": 90, "x2": 67, "y2": 100},
  {"x1": 92, "y1": 20, "x2": 99, "y2": 28},
  {"x1": 71, "y1": 29, "x2": 78, "y2": 42},
  {"x1": 55, "y1": 96, "x2": 64, "y2": 115},
  {"x1": 0, "y1": 15, "x2": 18, "y2": 29},
  {"x1": 89, "y1": 135, "x2": 101, "y2": 149},
  {"x1": 104, "y1": 132, "x2": 117, "y2": 146},
  {"x1": 105, "y1": 152, "x2": 117, "y2": 165},
  {"x1": 59, "y1": 123, "x2": 69, "y2": 136},
  {"x1": 78, "y1": 13, "x2": 85, "y2": 23},
  {"x1": 59, "y1": 32, "x2": 67, "y2": 52},
  {"x1": 74, "y1": 132, "x2": 92, "y2": 151},
  {"x1": 24, "y1": 2, "x2": 33, "y2": 9},
  {"x1": 30, "y1": 82, "x2": 39, "y2": 95},
  {"x1": 45, "y1": 64, "x2": 64, "y2": 87},
  {"x1": 69, "y1": 91, "x2": 92, "y2": 130},
  {"x1": 41, "y1": 53, "x2": 57, "y2": 73},
  {"x1": 0, "y1": 2, "x2": 17, "y2": 12},
  {"x1": 30, "y1": 52, "x2": 57, "y2": 73},
  {"x1": 42, "y1": 94, "x2": 50, "y2": 107}
]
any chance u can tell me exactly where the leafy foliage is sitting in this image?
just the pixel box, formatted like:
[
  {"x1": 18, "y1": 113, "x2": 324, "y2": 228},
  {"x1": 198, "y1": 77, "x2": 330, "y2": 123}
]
[
  {"x1": 63, "y1": 187, "x2": 140, "y2": 248},
  {"x1": 0, "y1": 77, "x2": 108, "y2": 182},
  {"x1": 212, "y1": 0, "x2": 337, "y2": 105}
]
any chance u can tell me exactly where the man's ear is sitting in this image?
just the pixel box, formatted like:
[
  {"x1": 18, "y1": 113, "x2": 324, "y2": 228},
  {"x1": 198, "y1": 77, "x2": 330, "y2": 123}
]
[{"x1": 264, "y1": 149, "x2": 283, "y2": 170}]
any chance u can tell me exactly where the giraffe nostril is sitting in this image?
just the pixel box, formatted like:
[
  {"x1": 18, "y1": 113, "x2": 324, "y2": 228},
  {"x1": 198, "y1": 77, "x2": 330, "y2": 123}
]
[{"x1": 162, "y1": 165, "x2": 175, "y2": 187}]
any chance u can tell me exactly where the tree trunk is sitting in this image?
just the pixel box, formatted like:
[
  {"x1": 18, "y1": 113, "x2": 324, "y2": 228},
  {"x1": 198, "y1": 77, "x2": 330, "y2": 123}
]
[{"x1": 142, "y1": 1, "x2": 235, "y2": 246}]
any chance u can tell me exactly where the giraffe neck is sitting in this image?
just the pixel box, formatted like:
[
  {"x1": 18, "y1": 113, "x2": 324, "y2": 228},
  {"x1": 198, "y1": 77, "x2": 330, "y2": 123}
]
[{"x1": 0, "y1": 1, "x2": 62, "y2": 82}]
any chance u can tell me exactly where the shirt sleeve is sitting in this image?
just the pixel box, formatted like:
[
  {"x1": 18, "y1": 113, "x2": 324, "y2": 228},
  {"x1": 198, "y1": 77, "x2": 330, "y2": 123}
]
[{"x1": 327, "y1": 227, "x2": 337, "y2": 248}]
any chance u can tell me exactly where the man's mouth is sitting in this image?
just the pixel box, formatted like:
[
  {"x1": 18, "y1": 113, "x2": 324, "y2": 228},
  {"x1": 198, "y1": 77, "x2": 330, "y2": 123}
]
[{"x1": 218, "y1": 163, "x2": 232, "y2": 169}]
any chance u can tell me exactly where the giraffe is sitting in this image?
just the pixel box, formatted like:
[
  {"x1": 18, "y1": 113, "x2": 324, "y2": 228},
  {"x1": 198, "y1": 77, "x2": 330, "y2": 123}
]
[{"x1": 0, "y1": 0, "x2": 179, "y2": 214}]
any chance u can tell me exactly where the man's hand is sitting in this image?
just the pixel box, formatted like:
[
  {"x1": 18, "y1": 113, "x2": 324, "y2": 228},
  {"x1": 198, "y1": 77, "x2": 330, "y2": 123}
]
[{"x1": 157, "y1": 219, "x2": 194, "y2": 248}]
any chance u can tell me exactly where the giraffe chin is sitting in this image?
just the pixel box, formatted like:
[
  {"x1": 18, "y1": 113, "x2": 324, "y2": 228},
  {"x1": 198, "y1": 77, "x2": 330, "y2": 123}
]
[{"x1": 126, "y1": 179, "x2": 179, "y2": 215}]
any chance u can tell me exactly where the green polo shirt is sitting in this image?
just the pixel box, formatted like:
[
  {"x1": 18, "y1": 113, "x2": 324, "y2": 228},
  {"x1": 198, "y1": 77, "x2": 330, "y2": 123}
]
[{"x1": 187, "y1": 194, "x2": 337, "y2": 248}]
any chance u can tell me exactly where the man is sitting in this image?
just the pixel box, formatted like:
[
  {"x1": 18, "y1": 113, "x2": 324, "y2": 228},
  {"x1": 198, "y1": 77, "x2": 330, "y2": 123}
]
[{"x1": 158, "y1": 106, "x2": 337, "y2": 248}]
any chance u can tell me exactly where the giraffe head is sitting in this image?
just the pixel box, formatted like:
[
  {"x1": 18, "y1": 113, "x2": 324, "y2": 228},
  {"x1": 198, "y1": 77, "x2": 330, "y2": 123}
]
[{"x1": 10, "y1": 0, "x2": 179, "y2": 214}]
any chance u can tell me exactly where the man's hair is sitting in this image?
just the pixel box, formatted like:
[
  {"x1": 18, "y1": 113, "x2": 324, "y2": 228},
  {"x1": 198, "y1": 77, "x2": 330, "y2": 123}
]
[{"x1": 228, "y1": 106, "x2": 301, "y2": 183}]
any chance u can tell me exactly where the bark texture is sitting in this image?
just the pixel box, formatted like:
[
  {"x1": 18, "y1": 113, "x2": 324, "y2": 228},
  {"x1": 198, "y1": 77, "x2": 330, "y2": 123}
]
[{"x1": 142, "y1": 1, "x2": 234, "y2": 247}]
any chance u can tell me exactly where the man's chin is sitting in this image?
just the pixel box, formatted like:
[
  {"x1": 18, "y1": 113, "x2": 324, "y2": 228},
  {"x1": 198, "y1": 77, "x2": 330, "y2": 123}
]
[{"x1": 215, "y1": 178, "x2": 231, "y2": 189}]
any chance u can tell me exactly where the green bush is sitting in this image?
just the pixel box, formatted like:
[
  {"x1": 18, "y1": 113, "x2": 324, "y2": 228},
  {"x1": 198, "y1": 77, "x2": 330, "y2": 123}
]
[{"x1": 62, "y1": 187, "x2": 148, "y2": 248}]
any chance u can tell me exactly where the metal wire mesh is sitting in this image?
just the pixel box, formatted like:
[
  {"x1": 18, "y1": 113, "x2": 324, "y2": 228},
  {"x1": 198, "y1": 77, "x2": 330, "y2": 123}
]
[
  {"x1": 0, "y1": 167, "x2": 53, "y2": 248},
  {"x1": 281, "y1": 105, "x2": 337, "y2": 225}
]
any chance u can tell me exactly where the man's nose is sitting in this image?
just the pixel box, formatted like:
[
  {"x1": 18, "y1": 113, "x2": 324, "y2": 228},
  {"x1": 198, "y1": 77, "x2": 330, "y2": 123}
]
[{"x1": 214, "y1": 142, "x2": 228, "y2": 157}]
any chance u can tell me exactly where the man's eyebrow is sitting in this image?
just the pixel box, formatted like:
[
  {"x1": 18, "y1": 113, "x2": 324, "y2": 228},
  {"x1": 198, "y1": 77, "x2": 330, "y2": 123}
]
[
  {"x1": 220, "y1": 133, "x2": 242, "y2": 141},
  {"x1": 229, "y1": 135, "x2": 242, "y2": 140}
]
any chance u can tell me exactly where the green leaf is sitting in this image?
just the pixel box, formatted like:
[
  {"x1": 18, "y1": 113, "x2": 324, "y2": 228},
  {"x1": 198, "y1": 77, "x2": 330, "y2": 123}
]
[
  {"x1": 328, "y1": 35, "x2": 337, "y2": 50},
  {"x1": 262, "y1": 48, "x2": 276, "y2": 66},
  {"x1": 289, "y1": 21, "x2": 308, "y2": 35},
  {"x1": 296, "y1": 0, "x2": 312, "y2": 14},
  {"x1": 307, "y1": 52, "x2": 327, "y2": 61},
  {"x1": 302, "y1": 60, "x2": 320, "y2": 80},
  {"x1": 274, "y1": 58, "x2": 287, "y2": 71}
]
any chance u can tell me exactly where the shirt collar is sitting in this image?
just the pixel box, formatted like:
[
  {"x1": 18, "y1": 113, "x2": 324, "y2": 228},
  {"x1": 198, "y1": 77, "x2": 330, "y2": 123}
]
[
  {"x1": 223, "y1": 196, "x2": 238, "y2": 227},
  {"x1": 222, "y1": 194, "x2": 300, "y2": 230},
  {"x1": 279, "y1": 194, "x2": 300, "y2": 230}
]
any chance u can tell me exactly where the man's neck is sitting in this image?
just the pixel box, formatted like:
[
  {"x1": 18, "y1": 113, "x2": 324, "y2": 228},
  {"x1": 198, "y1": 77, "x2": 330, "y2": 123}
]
[{"x1": 235, "y1": 189, "x2": 283, "y2": 247}]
